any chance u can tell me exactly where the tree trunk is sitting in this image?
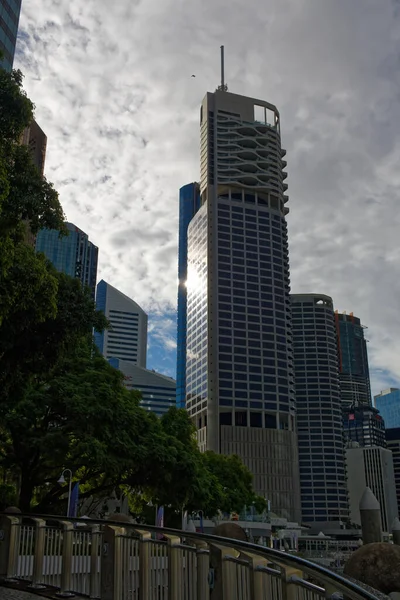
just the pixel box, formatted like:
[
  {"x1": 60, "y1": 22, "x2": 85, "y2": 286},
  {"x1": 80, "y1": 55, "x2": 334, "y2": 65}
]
[{"x1": 18, "y1": 472, "x2": 34, "y2": 512}]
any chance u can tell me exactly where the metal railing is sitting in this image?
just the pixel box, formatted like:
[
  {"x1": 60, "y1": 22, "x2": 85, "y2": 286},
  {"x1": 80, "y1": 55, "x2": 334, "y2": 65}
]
[{"x1": 0, "y1": 513, "x2": 385, "y2": 600}]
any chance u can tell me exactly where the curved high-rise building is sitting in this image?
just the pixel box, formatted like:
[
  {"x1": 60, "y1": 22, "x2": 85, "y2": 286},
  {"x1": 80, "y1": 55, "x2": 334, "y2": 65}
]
[
  {"x1": 185, "y1": 89, "x2": 300, "y2": 520},
  {"x1": 291, "y1": 294, "x2": 349, "y2": 524}
]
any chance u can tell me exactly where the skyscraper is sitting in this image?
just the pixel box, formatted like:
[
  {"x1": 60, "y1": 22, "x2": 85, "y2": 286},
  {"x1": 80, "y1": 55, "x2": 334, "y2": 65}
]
[
  {"x1": 0, "y1": 0, "x2": 22, "y2": 72},
  {"x1": 335, "y1": 312, "x2": 371, "y2": 407},
  {"x1": 185, "y1": 86, "x2": 301, "y2": 520},
  {"x1": 21, "y1": 120, "x2": 47, "y2": 176},
  {"x1": 374, "y1": 388, "x2": 400, "y2": 428},
  {"x1": 35, "y1": 222, "x2": 98, "y2": 297},
  {"x1": 291, "y1": 294, "x2": 349, "y2": 524},
  {"x1": 177, "y1": 182, "x2": 201, "y2": 408},
  {"x1": 95, "y1": 280, "x2": 147, "y2": 368}
]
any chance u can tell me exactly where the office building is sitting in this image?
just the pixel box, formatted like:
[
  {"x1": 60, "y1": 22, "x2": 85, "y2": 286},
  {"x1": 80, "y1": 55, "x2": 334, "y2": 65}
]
[
  {"x1": 346, "y1": 445, "x2": 398, "y2": 533},
  {"x1": 95, "y1": 280, "x2": 147, "y2": 368},
  {"x1": 177, "y1": 182, "x2": 201, "y2": 408},
  {"x1": 21, "y1": 120, "x2": 47, "y2": 176},
  {"x1": 0, "y1": 0, "x2": 22, "y2": 72},
  {"x1": 108, "y1": 358, "x2": 175, "y2": 417},
  {"x1": 185, "y1": 86, "x2": 301, "y2": 520},
  {"x1": 335, "y1": 312, "x2": 371, "y2": 407},
  {"x1": 374, "y1": 388, "x2": 400, "y2": 429},
  {"x1": 343, "y1": 403, "x2": 386, "y2": 448},
  {"x1": 291, "y1": 294, "x2": 349, "y2": 524},
  {"x1": 386, "y1": 428, "x2": 400, "y2": 514},
  {"x1": 35, "y1": 222, "x2": 98, "y2": 297}
]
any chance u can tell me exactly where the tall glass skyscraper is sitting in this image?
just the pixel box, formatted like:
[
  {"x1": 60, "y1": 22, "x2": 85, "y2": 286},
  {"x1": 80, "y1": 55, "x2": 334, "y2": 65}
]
[
  {"x1": 35, "y1": 222, "x2": 98, "y2": 297},
  {"x1": 176, "y1": 182, "x2": 200, "y2": 408},
  {"x1": 0, "y1": 0, "x2": 22, "y2": 71},
  {"x1": 291, "y1": 294, "x2": 349, "y2": 524},
  {"x1": 335, "y1": 312, "x2": 371, "y2": 407},
  {"x1": 185, "y1": 89, "x2": 301, "y2": 520}
]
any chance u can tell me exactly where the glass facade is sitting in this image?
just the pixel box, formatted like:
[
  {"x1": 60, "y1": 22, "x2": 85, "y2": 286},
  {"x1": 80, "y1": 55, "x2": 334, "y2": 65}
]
[
  {"x1": 292, "y1": 295, "x2": 349, "y2": 523},
  {"x1": 335, "y1": 312, "x2": 371, "y2": 406},
  {"x1": 375, "y1": 388, "x2": 400, "y2": 429},
  {"x1": 186, "y1": 203, "x2": 208, "y2": 430},
  {"x1": 176, "y1": 182, "x2": 200, "y2": 408},
  {"x1": 35, "y1": 222, "x2": 99, "y2": 297},
  {"x1": 0, "y1": 0, "x2": 22, "y2": 71}
]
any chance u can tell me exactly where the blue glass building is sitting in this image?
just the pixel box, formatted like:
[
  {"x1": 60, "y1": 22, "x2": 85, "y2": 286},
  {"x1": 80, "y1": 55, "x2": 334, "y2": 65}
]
[
  {"x1": 176, "y1": 182, "x2": 200, "y2": 408},
  {"x1": 292, "y1": 294, "x2": 349, "y2": 524},
  {"x1": 335, "y1": 312, "x2": 371, "y2": 407},
  {"x1": 375, "y1": 389, "x2": 400, "y2": 428},
  {"x1": 35, "y1": 222, "x2": 98, "y2": 297},
  {"x1": 108, "y1": 358, "x2": 176, "y2": 417},
  {"x1": 0, "y1": 0, "x2": 22, "y2": 71}
]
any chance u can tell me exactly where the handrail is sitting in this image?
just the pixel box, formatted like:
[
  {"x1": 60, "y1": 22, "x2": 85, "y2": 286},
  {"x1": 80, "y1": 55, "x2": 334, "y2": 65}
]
[{"x1": 0, "y1": 513, "x2": 383, "y2": 600}]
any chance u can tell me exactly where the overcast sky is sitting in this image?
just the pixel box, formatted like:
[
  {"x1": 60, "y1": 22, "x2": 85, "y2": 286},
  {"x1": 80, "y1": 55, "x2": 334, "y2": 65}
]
[{"x1": 15, "y1": 0, "x2": 400, "y2": 394}]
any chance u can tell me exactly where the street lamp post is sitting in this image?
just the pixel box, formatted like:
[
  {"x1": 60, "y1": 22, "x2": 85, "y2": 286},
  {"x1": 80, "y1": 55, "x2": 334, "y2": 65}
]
[{"x1": 58, "y1": 469, "x2": 73, "y2": 516}]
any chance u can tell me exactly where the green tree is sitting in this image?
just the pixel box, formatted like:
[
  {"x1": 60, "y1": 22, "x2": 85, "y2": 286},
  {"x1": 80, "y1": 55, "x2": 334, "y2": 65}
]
[{"x1": 0, "y1": 337, "x2": 148, "y2": 511}]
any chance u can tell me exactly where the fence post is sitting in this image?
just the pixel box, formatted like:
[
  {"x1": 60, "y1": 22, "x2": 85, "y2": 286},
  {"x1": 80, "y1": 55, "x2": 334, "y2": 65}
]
[
  {"x1": 56, "y1": 521, "x2": 74, "y2": 598},
  {"x1": 29, "y1": 518, "x2": 46, "y2": 589},
  {"x1": 0, "y1": 513, "x2": 21, "y2": 581},
  {"x1": 210, "y1": 544, "x2": 238, "y2": 600},
  {"x1": 194, "y1": 540, "x2": 209, "y2": 600},
  {"x1": 100, "y1": 525, "x2": 125, "y2": 600},
  {"x1": 164, "y1": 533, "x2": 183, "y2": 600},
  {"x1": 89, "y1": 525, "x2": 101, "y2": 599},
  {"x1": 133, "y1": 529, "x2": 151, "y2": 600},
  {"x1": 281, "y1": 566, "x2": 304, "y2": 600},
  {"x1": 241, "y1": 551, "x2": 269, "y2": 600}
]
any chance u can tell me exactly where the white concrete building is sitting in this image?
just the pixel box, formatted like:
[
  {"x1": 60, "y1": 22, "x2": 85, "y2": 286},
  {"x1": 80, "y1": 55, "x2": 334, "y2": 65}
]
[
  {"x1": 95, "y1": 280, "x2": 148, "y2": 368},
  {"x1": 346, "y1": 445, "x2": 398, "y2": 533}
]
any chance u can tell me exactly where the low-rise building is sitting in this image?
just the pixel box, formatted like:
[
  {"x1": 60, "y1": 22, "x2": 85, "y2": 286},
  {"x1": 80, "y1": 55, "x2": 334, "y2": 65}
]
[{"x1": 109, "y1": 358, "x2": 176, "y2": 417}]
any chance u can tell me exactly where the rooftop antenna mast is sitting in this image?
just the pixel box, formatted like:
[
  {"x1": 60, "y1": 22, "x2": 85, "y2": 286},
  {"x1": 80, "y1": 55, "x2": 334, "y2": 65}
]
[{"x1": 218, "y1": 45, "x2": 228, "y2": 92}]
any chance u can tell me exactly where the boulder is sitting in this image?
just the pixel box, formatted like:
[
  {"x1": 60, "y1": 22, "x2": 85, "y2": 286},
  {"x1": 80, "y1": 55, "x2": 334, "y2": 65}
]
[{"x1": 344, "y1": 542, "x2": 400, "y2": 595}]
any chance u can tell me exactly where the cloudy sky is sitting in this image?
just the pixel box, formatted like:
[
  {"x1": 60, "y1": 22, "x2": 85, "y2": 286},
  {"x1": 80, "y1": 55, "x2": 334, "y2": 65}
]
[{"x1": 15, "y1": 0, "x2": 400, "y2": 394}]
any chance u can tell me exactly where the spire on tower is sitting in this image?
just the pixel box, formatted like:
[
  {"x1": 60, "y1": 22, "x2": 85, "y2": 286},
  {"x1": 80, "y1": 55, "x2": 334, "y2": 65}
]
[{"x1": 217, "y1": 45, "x2": 228, "y2": 92}]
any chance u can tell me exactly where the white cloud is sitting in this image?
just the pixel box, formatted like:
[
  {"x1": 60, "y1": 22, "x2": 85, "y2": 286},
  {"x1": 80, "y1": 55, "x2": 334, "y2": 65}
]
[{"x1": 15, "y1": 0, "x2": 400, "y2": 394}]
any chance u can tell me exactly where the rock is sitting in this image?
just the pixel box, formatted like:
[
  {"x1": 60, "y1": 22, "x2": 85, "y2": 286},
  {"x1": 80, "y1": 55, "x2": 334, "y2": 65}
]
[
  {"x1": 3, "y1": 507, "x2": 21, "y2": 514},
  {"x1": 344, "y1": 542, "x2": 400, "y2": 595},
  {"x1": 213, "y1": 522, "x2": 248, "y2": 542},
  {"x1": 107, "y1": 512, "x2": 133, "y2": 524}
]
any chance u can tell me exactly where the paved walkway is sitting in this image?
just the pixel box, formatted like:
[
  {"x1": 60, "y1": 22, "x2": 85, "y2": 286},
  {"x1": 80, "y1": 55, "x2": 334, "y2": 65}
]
[{"x1": 0, "y1": 590, "x2": 41, "y2": 600}]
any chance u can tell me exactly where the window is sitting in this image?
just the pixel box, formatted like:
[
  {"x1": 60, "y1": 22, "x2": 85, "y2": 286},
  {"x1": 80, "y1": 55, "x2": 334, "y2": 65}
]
[
  {"x1": 265, "y1": 414, "x2": 277, "y2": 429},
  {"x1": 235, "y1": 411, "x2": 247, "y2": 426},
  {"x1": 250, "y1": 412, "x2": 262, "y2": 427},
  {"x1": 220, "y1": 412, "x2": 232, "y2": 425}
]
